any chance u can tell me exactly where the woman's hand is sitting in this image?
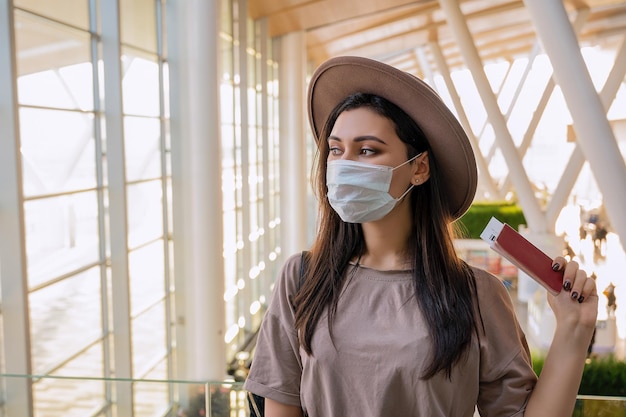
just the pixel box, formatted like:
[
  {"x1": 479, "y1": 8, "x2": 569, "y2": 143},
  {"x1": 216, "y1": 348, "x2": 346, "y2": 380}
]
[
  {"x1": 548, "y1": 256, "x2": 598, "y2": 343},
  {"x1": 524, "y1": 256, "x2": 598, "y2": 417}
]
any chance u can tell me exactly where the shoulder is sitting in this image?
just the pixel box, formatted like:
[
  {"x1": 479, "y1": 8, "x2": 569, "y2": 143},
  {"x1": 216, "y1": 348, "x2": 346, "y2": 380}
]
[
  {"x1": 277, "y1": 252, "x2": 307, "y2": 290},
  {"x1": 469, "y1": 265, "x2": 529, "y2": 353},
  {"x1": 469, "y1": 266, "x2": 525, "y2": 342},
  {"x1": 268, "y1": 252, "x2": 307, "y2": 310},
  {"x1": 470, "y1": 266, "x2": 515, "y2": 309}
]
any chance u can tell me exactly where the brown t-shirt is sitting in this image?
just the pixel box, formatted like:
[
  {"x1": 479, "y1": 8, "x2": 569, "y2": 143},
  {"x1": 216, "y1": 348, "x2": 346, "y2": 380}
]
[{"x1": 244, "y1": 253, "x2": 536, "y2": 417}]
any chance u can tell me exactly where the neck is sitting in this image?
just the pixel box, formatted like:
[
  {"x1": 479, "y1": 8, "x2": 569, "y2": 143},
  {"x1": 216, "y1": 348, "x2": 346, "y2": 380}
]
[{"x1": 359, "y1": 201, "x2": 413, "y2": 270}]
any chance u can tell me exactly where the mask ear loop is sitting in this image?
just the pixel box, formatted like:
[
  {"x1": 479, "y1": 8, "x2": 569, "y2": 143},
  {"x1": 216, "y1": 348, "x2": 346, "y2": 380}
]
[
  {"x1": 392, "y1": 151, "x2": 423, "y2": 201},
  {"x1": 394, "y1": 184, "x2": 415, "y2": 202},
  {"x1": 392, "y1": 151, "x2": 424, "y2": 171}
]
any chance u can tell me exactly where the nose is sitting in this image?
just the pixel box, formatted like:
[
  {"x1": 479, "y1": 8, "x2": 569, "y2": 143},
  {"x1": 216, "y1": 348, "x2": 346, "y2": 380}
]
[{"x1": 338, "y1": 144, "x2": 359, "y2": 161}]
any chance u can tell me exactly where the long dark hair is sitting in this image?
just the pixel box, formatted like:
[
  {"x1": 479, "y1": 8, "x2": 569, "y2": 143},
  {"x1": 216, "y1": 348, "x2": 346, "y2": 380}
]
[{"x1": 293, "y1": 93, "x2": 480, "y2": 379}]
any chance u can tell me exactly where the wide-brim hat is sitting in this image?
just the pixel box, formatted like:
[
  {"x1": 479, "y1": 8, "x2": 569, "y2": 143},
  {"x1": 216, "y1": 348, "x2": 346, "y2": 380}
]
[{"x1": 307, "y1": 55, "x2": 477, "y2": 220}]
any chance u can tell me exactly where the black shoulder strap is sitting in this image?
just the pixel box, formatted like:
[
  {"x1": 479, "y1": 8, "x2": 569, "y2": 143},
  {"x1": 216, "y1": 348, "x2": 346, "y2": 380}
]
[{"x1": 298, "y1": 250, "x2": 310, "y2": 290}]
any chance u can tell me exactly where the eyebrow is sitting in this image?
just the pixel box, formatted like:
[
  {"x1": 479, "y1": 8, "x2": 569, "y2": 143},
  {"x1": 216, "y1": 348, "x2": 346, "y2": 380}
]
[{"x1": 327, "y1": 135, "x2": 387, "y2": 144}]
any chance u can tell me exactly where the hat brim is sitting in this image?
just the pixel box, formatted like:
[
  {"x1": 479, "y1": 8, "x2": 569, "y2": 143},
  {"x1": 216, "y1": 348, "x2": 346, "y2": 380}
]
[{"x1": 307, "y1": 56, "x2": 477, "y2": 220}]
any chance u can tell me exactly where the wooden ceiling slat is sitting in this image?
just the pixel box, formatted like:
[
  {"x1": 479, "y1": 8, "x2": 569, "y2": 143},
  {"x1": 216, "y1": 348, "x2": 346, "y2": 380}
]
[
  {"x1": 248, "y1": 0, "x2": 626, "y2": 76},
  {"x1": 264, "y1": 0, "x2": 434, "y2": 37}
]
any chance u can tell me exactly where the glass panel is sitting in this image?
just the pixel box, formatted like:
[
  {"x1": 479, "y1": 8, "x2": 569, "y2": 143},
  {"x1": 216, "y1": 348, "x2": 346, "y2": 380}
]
[
  {"x1": 166, "y1": 178, "x2": 174, "y2": 234},
  {"x1": 14, "y1": 10, "x2": 91, "y2": 83},
  {"x1": 574, "y1": 396, "x2": 626, "y2": 416},
  {"x1": 122, "y1": 51, "x2": 160, "y2": 117},
  {"x1": 14, "y1": 0, "x2": 89, "y2": 30},
  {"x1": 220, "y1": 0, "x2": 233, "y2": 36},
  {"x1": 20, "y1": 108, "x2": 97, "y2": 197},
  {"x1": 134, "y1": 360, "x2": 170, "y2": 414},
  {"x1": 17, "y1": 62, "x2": 94, "y2": 111},
  {"x1": 124, "y1": 116, "x2": 162, "y2": 182},
  {"x1": 29, "y1": 267, "x2": 103, "y2": 374},
  {"x1": 25, "y1": 192, "x2": 101, "y2": 289},
  {"x1": 129, "y1": 240, "x2": 165, "y2": 314},
  {"x1": 132, "y1": 303, "x2": 166, "y2": 377},
  {"x1": 0, "y1": 374, "x2": 251, "y2": 417},
  {"x1": 127, "y1": 181, "x2": 164, "y2": 249},
  {"x1": 163, "y1": 62, "x2": 171, "y2": 119},
  {"x1": 32, "y1": 343, "x2": 106, "y2": 413},
  {"x1": 120, "y1": 0, "x2": 157, "y2": 52},
  {"x1": 0, "y1": 374, "x2": 626, "y2": 417}
]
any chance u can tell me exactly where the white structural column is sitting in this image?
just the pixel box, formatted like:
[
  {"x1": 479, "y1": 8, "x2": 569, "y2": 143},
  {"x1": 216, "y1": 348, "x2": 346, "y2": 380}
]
[
  {"x1": 414, "y1": 46, "x2": 438, "y2": 92},
  {"x1": 546, "y1": 36, "x2": 626, "y2": 227},
  {"x1": 167, "y1": 0, "x2": 226, "y2": 380},
  {"x1": 0, "y1": 1, "x2": 33, "y2": 414},
  {"x1": 278, "y1": 32, "x2": 309, "y2": 264},
  {"x1": 500, "y1": 10, "x2": 589, "y2": 199},
  {"x1": 524, "y1": 0, "x2": 626, "y2": 252},
  {"x1": 428, "y1": 39, "x2": 500, "y2": 200},
  {"x1": 439, "y1": 0, "x2": 547, "y2": 233}
]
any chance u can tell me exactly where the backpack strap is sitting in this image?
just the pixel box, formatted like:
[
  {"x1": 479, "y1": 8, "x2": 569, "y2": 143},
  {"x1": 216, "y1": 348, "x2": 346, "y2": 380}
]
[{"x1": 298, "y1": 250, "x2": 310, "y2": 290}]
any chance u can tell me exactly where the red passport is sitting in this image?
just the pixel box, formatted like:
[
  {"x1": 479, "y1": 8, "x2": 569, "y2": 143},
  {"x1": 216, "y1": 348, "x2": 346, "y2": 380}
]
[{"x1": 480, "y1": 217, "x2": 563, "y2": 295}]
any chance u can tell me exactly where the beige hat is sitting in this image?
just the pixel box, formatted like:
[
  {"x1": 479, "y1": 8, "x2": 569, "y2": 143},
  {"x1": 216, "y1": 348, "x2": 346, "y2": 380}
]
[{"x1": 307, "y1": 55, "x2": 477, "y2": 220}]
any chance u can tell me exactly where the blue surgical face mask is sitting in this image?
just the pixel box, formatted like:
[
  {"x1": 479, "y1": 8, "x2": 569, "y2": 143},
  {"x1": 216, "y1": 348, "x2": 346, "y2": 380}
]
[{"x1": 326, "y1": 153, "x2": 421, "y2": 223}]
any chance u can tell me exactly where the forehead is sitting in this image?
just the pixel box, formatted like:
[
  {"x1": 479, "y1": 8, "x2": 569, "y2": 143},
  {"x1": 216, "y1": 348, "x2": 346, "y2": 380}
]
[{"x1": 330, "y1": 107, "x2": 397, "y2": 138}]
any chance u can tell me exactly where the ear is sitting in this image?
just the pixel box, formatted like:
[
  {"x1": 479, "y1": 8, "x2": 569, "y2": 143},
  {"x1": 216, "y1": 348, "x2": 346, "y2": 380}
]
[{"x1": 411, "y1": 151, "x2": 430, "y2": 185}]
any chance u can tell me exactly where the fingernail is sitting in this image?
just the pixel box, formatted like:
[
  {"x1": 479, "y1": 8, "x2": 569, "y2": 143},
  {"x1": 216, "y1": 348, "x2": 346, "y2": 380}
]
[
  {"x1": 563, "y1": 280, "x2": 572, "y2": 291},
  {"x1": 552, "y1": 263, "x2": 560, "y2": 271},
  {"x1": 578, "y1": 296, "x2": 585, "y2": 303},
  {"x1": 571, "y1": 291, "x2": 579, "y2": 300}
]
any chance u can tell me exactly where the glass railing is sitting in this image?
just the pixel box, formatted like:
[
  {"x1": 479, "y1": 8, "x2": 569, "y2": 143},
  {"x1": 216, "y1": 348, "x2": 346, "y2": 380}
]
[
  {"x1": 574, "y1": 395, "x2": 626, "y2": 416},
  {"x1": 0, "y1": 374, "x2": 625, "y2": 416},
  {"x1": 0, "y1": 373, "x2": 248, "y2": 417}
]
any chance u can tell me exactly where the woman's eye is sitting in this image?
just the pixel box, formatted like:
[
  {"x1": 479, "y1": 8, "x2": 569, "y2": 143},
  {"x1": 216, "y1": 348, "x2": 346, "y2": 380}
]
[
  {"x1": 329, "y1": 147, "x2": 342, "y2": 155},
  {"x1": 360, "y1": 148, "x2": 376, "y2": 156}
]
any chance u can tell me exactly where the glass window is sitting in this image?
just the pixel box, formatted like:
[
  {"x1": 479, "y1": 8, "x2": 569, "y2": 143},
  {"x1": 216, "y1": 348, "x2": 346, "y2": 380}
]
[
  {"x1": 120, "y1": 0, "x2": 157, "y2": 53},
  {"x1": 25, "y1": 192, "x2": 101, "y2": 289},
  {"x1": 124, "y1": 116, "x2": 162, "y2": 182},
  {"x1": 15, "y1": 11, "x2": 92, "y2": 107},
  {"x1": 20, "y1": 108, "x2": 97, "y2": 196},
  {"x1": 127, "y1": 181, "x2": 165, "y2": 249},
  {"x1": 15, "y1": 0, "x2": 89, "y2": 30},
  {"x1": 122, "y1": 50, "x2": 161, "y2": 117},
  {"x1": 6, "y1": 0, "x2": 173, "y2": 413},
  {"x1": 29, "y1": 267, "x2": 103, "y2": 374}
]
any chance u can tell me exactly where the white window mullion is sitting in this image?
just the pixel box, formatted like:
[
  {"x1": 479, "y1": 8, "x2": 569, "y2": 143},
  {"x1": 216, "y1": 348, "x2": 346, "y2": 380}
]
[
  {"x1": 0, "y1": 1, "x2": 34, "y2": 414},
  {"x1": 100, "y1": 0, "x2": 133, "y2": 414},
  {"x1": 155, "y1": 0, "x2": 175, "y2": 391},
  {"x1": 237, "y1": 0, "x2": 253, "y2": 344},
  {"x1": 88, "y1": 0, "x2": 114, "y2": 403},
  {"x1": 258, "y1": 18, "x2": 273, "y2": 303}
]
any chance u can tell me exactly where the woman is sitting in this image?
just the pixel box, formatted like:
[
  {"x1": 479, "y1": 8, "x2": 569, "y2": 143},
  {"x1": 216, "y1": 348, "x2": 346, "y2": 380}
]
[{"x1": 244, "y1": 56, "x2": 597, "y2": 417}]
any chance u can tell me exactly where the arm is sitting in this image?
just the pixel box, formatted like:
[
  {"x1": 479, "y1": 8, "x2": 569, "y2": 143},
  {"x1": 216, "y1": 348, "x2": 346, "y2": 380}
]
[
  {"x1": 524, "y1": 257, "x2": 598, "y2": 417},
  {"x1": 265, "y1": 398, "x2": 303, "y2": 417}
]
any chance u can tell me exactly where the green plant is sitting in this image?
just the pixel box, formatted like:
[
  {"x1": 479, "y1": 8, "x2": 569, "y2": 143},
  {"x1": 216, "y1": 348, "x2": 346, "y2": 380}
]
[
  {"x1": 531, "y1": 353, "x2": 545, "y2": 378},
  {"x1": 455, "y1": 201, "x2": 527, "y2": 239},
  {"x1": 533, "y1": 354, "x2": 626, "y2": 397},
  {"x1": 579, "y1": 356, "x2": 626, "y2": 396}
]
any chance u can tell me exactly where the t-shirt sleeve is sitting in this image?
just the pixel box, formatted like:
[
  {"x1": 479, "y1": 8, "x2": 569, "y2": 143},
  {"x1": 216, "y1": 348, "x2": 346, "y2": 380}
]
[
  {"x1": 473, "y1": 268, "x2": 537, "y2": 417},
  {"x1": 243, "y1": 253, "x2": 304, "y2": 407}
]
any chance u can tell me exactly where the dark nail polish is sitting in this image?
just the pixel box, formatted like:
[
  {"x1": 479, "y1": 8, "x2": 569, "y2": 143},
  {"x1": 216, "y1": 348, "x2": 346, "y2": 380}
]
[
  {"x1": 552, "y1": 263, "x2": 560, "y2": 271},
  {"x1": 563, "y1": 281, "x2": 572, "y2": 291},
  {"x1": 571, "y1": 291, "x2": 579, "y2": 300},
  {"x1": 578, "y1": 296, "x2": 585, "y2": 303}
]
